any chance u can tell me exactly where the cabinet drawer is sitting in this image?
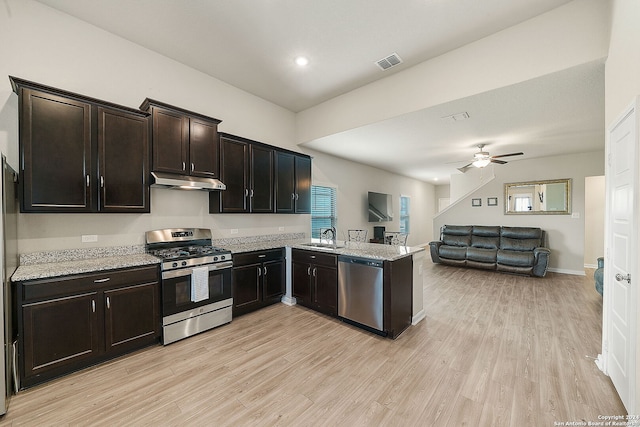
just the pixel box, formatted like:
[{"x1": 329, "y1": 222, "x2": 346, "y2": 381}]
[
  {"x1": 292, "y1": 249, "x2": 337, "y2": 267},
  {"x1": 233, "y1": 248, "x2": 284, "y2": 266},
  {"x1": 20, "y1": 265, "x2": 159, "y2": 303}
]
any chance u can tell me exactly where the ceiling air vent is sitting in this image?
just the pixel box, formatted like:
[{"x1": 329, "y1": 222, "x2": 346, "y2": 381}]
[{"x1": 375, "y1": 53, "x2": 403, "y2": 71}]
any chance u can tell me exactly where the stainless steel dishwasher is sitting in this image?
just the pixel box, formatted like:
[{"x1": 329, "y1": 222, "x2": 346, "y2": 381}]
[{"x1": 338, "y1": 256, "x2": 384, "y2": 333}]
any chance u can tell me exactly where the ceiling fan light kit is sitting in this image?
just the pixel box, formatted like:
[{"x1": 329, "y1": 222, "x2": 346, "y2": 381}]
[{"x1": 457, "y1": 144, "x2": 524, "y2": 173}]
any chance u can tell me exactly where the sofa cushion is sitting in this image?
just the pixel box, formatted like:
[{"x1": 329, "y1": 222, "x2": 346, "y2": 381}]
[
  {"x1": 497, "y1": 249, "x2": 535, "y2": 267},
  {"x1": 439, "y1": 245, "x2": 467, "y2": 260},
  {"x1": 442, "y1": 225, "x2": 472, "y2": 247},
  {"x1": 471, "y1": 226, "x2": 500, "y2": 249},
  {"x1": 500, "y1": 226, "x2": 542, "y2": 251},
  {"x1": 472, "y1": 226, "x2": 500, "y2": 237},
  {"x1": 467, "y1": 247, "x2": 497, "y2": 263}
]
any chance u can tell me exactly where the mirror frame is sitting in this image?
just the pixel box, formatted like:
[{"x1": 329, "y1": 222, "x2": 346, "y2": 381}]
[{"x1": 504, "y1": 178, "x2": 571, "y2": 215}]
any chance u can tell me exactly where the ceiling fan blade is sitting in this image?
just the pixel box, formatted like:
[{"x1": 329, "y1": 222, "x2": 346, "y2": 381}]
[
  {"x1": 490, "y1": 159, "x2": 507, "y2": 165},
  {"x1": 490, "y1": 152, "x2": 523, "y2": 159},
  {"x1": 457, "y1": 163, "x2": 473, "y2": 173}
]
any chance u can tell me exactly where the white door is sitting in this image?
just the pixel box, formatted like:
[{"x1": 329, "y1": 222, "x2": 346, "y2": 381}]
[{"x1": 603, "y1": 100, "x2": 638, "y2": 413}]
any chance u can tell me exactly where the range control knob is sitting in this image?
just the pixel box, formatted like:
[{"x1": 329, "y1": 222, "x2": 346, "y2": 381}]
[
  {"x1": 181, "y1": 261, "x2": 187, "y2": 267},
  {"x1": 220, "y1": 255, "x2": 226, "y2": 260},
  {"x1": 172, "y1": 262, "x2": 178, "y2": 268},
  {"x1": 213, "y1": 256, "x2": 219, "y2": 261}
]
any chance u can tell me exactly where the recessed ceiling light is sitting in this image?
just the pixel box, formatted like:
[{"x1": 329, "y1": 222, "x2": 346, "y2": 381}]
[{"x1": 295, "y1": 56, "x2": 309, "y2": 66}]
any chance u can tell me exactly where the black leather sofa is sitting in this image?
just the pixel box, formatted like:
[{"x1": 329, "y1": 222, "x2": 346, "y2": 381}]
[{"x1": 429, "y1": 225, "x2": 550, "y2": 277}]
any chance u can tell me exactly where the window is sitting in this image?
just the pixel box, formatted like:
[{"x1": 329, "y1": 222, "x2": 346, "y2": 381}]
[
  {"x1": 311, "y1": 185, "x2": 337, "y2": 238},
  {"x1": 400, "y1": 195, "x2": 410, "y2": 234}
]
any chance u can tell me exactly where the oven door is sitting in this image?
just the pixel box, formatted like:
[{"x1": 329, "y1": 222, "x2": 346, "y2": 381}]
[{"x1": 161, "y1": 261, "x2": 232, "y2": 317}]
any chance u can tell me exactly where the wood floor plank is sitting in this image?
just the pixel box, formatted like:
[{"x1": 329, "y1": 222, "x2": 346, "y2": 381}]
[{"x1": 0, "y1": 261, "x2": 626, "y2": 426}]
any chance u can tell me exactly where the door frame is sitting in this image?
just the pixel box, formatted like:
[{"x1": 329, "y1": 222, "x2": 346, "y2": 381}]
[{"x1": 601, "y1": 97, "x2": 639, "y2": 413}]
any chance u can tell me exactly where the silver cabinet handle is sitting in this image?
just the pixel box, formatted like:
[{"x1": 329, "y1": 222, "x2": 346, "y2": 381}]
[
  {"x1": 616, "y1": 273, "x2": 631, "y2": 284},
  {"x1": 191, "y1": 163, "x2": 194, "y2": 172},
  {"x1": 295, "y1": 194, "x2": 299, "y2": 201},
  {"x1": 291, "y1": 193, "x2": 295, "y2": 200},
  {"x1": 307, "y1": 267, "x2": 311, "y2": 276},
  {"x1": 257, "y1": 266, "x2": 262, "y2": 277},
  {"x1": 91, "y1": 300, "x2": 96, "y2": 313},
  {"x1": 100, "y1": 176, "x2": 104, "y2": 188},
  {"x1": 263, "y1": 266, "x2": 267, "y2": 276},
  {"x1": 312, "y1": 267, "x2": 317, "y2": 277},
  {"x1": 245, "y1": 189, "x2": 249, "y2": 197},
  {"x1": 86, "y1": 175, "x2": 90, "y2": 187},
  {"x1": 94, "y1": 278, "x2": 110, "y2": 283},
  {"x1": 250, "y1": 189, "x2": 254, "y2": 198},
  {"x1": 258, "y1": 254, "x2": 266, "y2": 258},
  {"x1": 182, "y1": 162, "x2": 186, "y2": 171},
  {"x1": 106, "y1": 296, "x2": 110, "y2": 309}
]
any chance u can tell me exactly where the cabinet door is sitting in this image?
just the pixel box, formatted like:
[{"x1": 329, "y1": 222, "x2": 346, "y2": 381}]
[
  {"x1": 313, "y1": 265, "x2": 338, "y2": 317},
  {"x1": 250, "y1": 145, "x2": 274, "y2": 213},
  {"x1": 218, "y1": 136, "x2": 249, "y2": 213},
  {"x1": 294, "y1": 155, "x2": 312, "y2": 214},
  {"x1": 189, "y1": 118, "x2": 219, "y2": 178},
  {"x1": 98, "y1": 107, "x2": 150, "y2": 213},
  {"x1": 232, "y1": 263, "x2": 261, "y2": 316},
  {"x1": 20, "y1": 89, "x2": 93, "y2": 212},
  {"x1": 104, "y1": 282, "x2": 159, "y2": 355},
  {"x1": 151, "y1": 107, "x2": 189, "y2": 174},
  {"x1": 22, "y1": 292, "x2": 99, "y2": 386},
  {"x1": 263, "y1": 259, "x2": 285, "y2": 305},
  {"x1": 275, "y1": 151, "x2": 295, "y2": 213},
  {"x1": 292, "y1": 262, "x2": 312, "y2": 307}
]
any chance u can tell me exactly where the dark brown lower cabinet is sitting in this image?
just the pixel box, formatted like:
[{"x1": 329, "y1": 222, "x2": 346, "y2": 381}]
[
  {"x1": 16, "y1": 265, "x2": 160, "y2": 389},
  {"x1": 232, "y1": 249, "x2": 285, "y2": 317},
  {"x1": 292, "y1": 249, "x2": 337, "y2": 317}
]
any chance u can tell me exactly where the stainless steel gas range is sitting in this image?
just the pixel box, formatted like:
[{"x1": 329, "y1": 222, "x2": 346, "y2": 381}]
[{"x1": 145, "y1": 228, "x2": 232, "y2": 345}]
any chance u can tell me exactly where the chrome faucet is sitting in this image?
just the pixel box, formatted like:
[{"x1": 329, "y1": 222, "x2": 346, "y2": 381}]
[{"x1": 321, "y1": 227, "x2": 337, "y2": 247}]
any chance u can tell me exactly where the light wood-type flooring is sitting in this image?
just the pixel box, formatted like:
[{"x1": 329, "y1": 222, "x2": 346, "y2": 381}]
[{"x1": 0, "y1": 260, "x2": 626, "y2": 426}]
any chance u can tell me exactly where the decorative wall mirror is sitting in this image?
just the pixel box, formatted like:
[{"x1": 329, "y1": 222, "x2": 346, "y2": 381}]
[{"x1": 504, "y1": 178, "x2": 571, "y2": 215}]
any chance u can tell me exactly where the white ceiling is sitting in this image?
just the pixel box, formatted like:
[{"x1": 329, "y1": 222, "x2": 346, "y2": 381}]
[{"x1": 34, "y1": 0, "x2": 603, "y2": 184}]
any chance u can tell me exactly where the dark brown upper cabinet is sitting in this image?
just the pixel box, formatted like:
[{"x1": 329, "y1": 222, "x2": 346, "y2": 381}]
[
  {"x1": 275, "y1": 151, "x2": 311, "y2": 214},
  {"x1": 140, "y1": 99, "x2": 221, "y2": 178},
  {"x1": 10, "y1": 77, "x2": 150, "y2": 213},
  {"x1": 209, "y1": 133, "x2": 274, "y2": 213}
]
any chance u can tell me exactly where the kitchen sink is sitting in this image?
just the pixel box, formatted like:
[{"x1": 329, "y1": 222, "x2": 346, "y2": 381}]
[{"x1": 302, "y1": 242, "x2": 345, "y2": 249}]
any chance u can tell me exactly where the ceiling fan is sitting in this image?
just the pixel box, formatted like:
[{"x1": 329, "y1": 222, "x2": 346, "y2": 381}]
[{"x1": 457, "y1": 144, "x2": 524, "y2": 173}]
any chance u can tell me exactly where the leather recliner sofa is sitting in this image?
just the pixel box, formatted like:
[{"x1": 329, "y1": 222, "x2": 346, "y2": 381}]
[{"x1": 428, "y1": 225, "x2": 550, "y2": 277}]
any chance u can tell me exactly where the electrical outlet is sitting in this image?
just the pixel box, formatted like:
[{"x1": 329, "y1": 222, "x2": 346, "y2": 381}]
[
  {"x1": 81, "y1": 234, "x2": 98, "y2": 243},
  {"x1": 230, "y1": 229, "x2": 238, "y2": 234}
]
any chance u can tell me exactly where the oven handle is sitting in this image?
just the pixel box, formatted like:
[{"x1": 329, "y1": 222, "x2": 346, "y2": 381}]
[{"x1": 162, "y1": 261, "x2": 233, "y2": 279}]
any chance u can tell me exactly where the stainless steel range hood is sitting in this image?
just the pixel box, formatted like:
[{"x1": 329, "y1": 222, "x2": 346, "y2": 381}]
[{"x1": 151, "y1": 172, "x2": 226, "y2": 191}]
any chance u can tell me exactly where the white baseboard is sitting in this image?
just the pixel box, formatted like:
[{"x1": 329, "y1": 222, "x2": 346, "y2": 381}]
[
  {"x1": 281, "y1": 295, "x2": 296, "y2": 306},
  {"x1": 547, "y1": 267, "x2": 586, "y2": 276},
  {"x1": 412, "y1": 309, "x2": 426, "y2": 325},
  {"x1": 584, "y1": 263, "x2": 598, "y2": 269}
]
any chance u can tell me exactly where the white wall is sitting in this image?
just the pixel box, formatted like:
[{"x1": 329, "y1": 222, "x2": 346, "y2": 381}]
[
  {"x1": 309, "y1": 149, "x2": 435, "y2": 247},
  {"x1": 433, "y1": 151, "x2": 605, "y2": 275},
  {"x1": 606, "y1": 0, "x2": 640, "y2": 414}
]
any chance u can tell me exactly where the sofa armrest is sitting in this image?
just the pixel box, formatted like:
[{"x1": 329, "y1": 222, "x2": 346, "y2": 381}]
[
  {"x1": 429, "y1": 241, "x2": 443, "y2": 263},
  {"x1": 532, "y1": 247, "x2": 550, "y2": 277}
]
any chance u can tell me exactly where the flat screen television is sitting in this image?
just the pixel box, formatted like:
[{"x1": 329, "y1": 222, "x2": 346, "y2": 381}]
[{"x1": 368, "y1": 191, "x2": 393, "y2": 222}]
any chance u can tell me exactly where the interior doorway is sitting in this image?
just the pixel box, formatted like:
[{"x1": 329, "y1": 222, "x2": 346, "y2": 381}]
[{"x1": 584, "y1": 175, "x2": 605, "y2": 268}]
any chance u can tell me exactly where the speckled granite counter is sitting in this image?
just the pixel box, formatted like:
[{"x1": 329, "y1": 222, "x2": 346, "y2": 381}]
[
  {"x1": 12, "y1": 246, "x2": 160, "y2": 282},
  {"x1": 11, "y1": 235, "x2": 425, "y2": 283},
  {"x1": 224, "y1": 238, "x2": 425, "y2": 261}
]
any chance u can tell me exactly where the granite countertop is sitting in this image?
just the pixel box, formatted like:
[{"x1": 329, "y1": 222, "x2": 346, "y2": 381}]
[
  {"x1": 12, "y1": 236, "x2": 425, "y2": 282},
  {"x1": 227, "y1": 238, "x2": 425, "y2": 261},
  {"x1": 12, "y1": 248, "x2": 161, "y2": 282}
]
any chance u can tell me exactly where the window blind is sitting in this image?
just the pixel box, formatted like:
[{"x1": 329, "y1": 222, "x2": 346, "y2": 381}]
[{"x1": 311, "y1": 185, "x2": 337, "y2": 238}]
